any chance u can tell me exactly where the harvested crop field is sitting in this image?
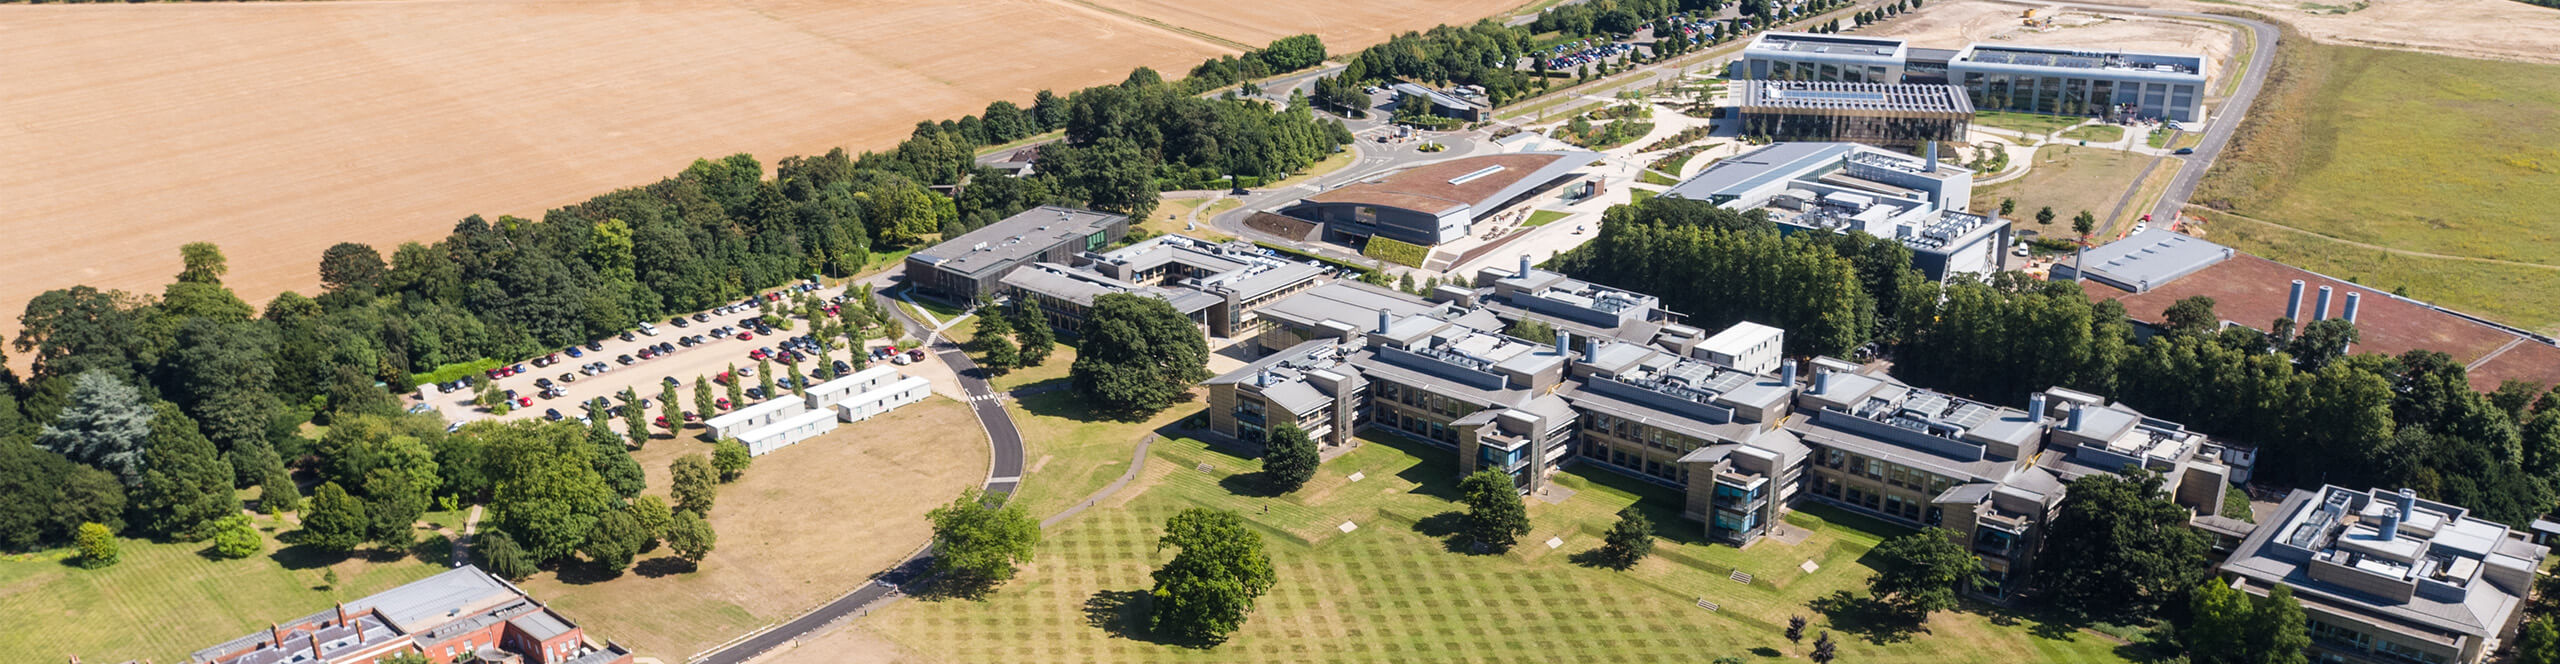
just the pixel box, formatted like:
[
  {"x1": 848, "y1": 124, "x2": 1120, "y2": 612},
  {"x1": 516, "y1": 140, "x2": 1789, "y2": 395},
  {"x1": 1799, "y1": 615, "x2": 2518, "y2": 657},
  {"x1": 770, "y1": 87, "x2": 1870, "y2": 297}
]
[
  {"x1": 1, "y1": 0, "x2": 1504, "y2": 348},
  {"x1": 2098, "y1": 0, "x2": 2560, "y2": 65},
  {"x1": 1078, "y1": 0, "x2": 1531, "y2": 50}
]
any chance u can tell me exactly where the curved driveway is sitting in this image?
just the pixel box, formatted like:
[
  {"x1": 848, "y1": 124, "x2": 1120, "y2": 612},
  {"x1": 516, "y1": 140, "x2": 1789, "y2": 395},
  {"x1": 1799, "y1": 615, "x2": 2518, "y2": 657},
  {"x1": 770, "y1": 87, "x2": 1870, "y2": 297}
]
[
  {"x1": 692, "y1": 291, "x2": 1024, "y2": 664},
  {"x1": 2017, "y1": 1, "x2": 2279, "y2": 223}
]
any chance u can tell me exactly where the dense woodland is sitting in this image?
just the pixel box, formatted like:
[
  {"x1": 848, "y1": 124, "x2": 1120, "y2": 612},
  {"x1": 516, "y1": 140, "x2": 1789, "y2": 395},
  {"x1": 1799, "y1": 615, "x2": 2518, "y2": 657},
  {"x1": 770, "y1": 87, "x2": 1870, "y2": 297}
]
[
  {"x1": 0, "y1": 37, "x2": 1344, "y2": 558},
  {"x1": 1562, "y1": 196, "x2": 2560, "y2": 527}
]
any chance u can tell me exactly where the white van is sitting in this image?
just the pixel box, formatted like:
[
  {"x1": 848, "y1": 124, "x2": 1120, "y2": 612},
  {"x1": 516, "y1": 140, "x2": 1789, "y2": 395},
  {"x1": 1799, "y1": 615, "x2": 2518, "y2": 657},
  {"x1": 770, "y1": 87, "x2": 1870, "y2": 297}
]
[{"x1": 637, "y1": 322, "x2": 660, "y2": 336}]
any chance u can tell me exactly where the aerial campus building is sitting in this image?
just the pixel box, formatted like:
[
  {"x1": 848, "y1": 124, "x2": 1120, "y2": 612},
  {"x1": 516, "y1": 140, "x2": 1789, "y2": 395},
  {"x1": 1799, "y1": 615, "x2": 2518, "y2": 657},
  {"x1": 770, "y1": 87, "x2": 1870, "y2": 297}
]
[
  {"x1": 188, "y1": 566, "x2": 632, "y2": 664},
  {"x1": 1000, "y1": 234, "x2": 1329, "y2": 339},
  {"x1": 703, "y1": 365, "x2": 929, "y2": 456},
  {"x1": 1660, "y1": 141, "x2": 2009, "y2": 279},
  {"x1": 1391, "y1": 82, "x2": 1491, "y2": 122},
  {"x1": 1201, "y1": 263, "x2": 2248, "y2": 595},
  {"x1": 1734, "y1": 80, "x2": 1975, "y2": 146},
  {"x1": 1737, "y1": 31, "x2": 2209, "y2": 123},
  {"x1": 2222, "y1": 486, "x2": 2550, "y2": 664},
  {"x1": 903, "y1": 206, "x2": 1129, "y2": 301},
  {"x1": 1279, "y1": 151, "x2": 1601, "y2": 246}
]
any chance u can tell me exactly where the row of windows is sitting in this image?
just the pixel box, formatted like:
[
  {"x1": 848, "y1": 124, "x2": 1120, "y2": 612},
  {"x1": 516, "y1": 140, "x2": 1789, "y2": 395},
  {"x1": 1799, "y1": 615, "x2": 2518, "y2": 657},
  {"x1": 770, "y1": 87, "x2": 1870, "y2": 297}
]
[
  {"x1": 1955, "y1": 72, "x2": 2197, "y2": 119},
  {"x1": 1812, "y1": 446, "x2": 1956, "y2": 496},
  {"x1": 1377, "y1": 406, "x2": 1460, "y2": 447},
  {"x1": 1810, "y1": 474, "x2": 1941, "y2": 526},
  {"x1": 1374, "y1": 380, "x2": 1475, "y2": 418},
  {"x1": 2307, "y1": 618, "x2": 2450, "y2": 664},
  {"x1": 1583, "y1": 412, "x2": 1708, "y2": 454},
  {"x1": 1751, "y1": 58, "x2": 1895, "y2": 83}
]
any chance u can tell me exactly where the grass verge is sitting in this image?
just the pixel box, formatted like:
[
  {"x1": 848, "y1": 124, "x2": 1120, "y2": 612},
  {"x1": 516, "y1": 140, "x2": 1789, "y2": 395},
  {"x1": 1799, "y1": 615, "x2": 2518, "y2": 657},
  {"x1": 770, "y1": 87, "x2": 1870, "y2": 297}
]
[
  {"x1": 1525, "y1": 210, "x2": 1570, "y2": 227},
  {"x1": 1974, "y1": 111, "x2": 2084, "y2": 136}
]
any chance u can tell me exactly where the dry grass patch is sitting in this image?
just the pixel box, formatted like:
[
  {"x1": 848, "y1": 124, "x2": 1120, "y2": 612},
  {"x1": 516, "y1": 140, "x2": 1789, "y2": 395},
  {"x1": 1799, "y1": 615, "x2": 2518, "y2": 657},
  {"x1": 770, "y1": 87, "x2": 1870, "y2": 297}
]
[{"x1": 522, "y1": 396, "x2": 990, "y2": 659}]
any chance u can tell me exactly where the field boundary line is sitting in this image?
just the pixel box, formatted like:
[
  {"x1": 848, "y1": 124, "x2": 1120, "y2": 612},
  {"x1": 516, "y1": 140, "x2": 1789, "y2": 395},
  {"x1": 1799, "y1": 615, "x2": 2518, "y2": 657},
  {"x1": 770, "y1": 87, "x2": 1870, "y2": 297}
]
[
  {"x1": 2203, "y1": 208, "x2": 2560, "y2": 270},
  {"x1": 1039, "y1": 0, "x2": 1255, "y2": 51}
]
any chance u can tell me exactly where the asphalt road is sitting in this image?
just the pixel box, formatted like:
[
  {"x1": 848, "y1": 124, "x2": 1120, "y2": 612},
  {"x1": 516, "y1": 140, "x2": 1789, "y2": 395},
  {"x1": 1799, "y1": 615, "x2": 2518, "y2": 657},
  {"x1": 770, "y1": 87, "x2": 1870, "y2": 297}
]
[
  {"x1": 2023, "y1": 2, "x2": 2285, "y2": 224},
  {"x1": 691, "y1": 290, "x2": 1025, "y2": 664}
]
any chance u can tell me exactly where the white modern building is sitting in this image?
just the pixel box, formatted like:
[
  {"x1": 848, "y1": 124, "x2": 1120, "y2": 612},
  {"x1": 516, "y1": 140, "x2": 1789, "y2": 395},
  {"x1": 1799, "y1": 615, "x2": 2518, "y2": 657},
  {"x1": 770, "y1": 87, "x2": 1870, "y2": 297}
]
[
  {"x1": 1736, "y1": 32, "x2": 2211, "y2": 123},
  {"x1": 807, "y1": 366, "x2": 904, "y2": 410},
  {"x1": 1693, "y1": 321, "x2": 1786, "y2": 375},
  {"x1": 736, "y1": 408, "x2": 841, "y2": 457},
  {"x1": 1660, "y1": 142, "x2": 2008, "y2": 279},
  {"x1": 704, "y1": 397, "x2": 808, "y2": 440},
  {"x1": 835, "y1": 376, "x2": 933, "y2": 423}
]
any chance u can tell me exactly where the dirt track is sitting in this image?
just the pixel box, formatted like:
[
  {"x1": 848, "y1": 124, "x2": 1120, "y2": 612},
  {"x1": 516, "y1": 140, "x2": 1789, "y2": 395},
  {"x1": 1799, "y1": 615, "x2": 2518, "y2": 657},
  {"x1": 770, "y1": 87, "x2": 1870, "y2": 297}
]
[
  {"x1": 0, "y1": 0, "x2": 1513, "y2": 349},
  {"x1": 1861, "y1": 0, "x2": 2237, "y2": 84}
]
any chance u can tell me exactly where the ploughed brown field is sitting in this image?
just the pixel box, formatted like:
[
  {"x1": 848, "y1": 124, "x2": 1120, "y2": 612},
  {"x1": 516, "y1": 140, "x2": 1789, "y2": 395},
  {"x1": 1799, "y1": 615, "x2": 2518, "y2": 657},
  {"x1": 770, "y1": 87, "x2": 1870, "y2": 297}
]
[{"x1": 0, "y1": 0, "x2": 1517, "y2": 347}]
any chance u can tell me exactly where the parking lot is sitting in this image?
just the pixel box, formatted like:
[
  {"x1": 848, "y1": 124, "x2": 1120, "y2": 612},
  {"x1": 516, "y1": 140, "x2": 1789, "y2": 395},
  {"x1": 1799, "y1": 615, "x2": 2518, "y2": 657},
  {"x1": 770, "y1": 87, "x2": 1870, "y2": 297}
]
[{"x1": 413, "y1": 281, "x2": 926, "y2": 441}]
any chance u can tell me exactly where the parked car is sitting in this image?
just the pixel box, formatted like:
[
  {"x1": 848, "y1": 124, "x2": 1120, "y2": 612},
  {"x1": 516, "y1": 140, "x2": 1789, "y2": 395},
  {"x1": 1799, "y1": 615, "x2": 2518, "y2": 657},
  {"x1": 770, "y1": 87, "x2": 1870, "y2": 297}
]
[
  {"x1": 2173, "y1": 147, "x2": 2195, "y2": 155},
  {"x1": 545, "y1": 408, "x2": 563, "y2": 421},
  {"x1": 663, "y1": 376, "x2": 680, "y2": 387},
  {"x1": 566, "y1": 346, "x2": 585, "y2": 358},
  {"x1": 638, "y1": 322, "x2": 660, "y2": 336},
  {"x1": 738, "y1": 331, "x2": 755, "y2": 341},
  {"x1": 748, "y1": 348, "x2": 768, "y2": 360},
  {"x1": 616, "y1": 354, "x2": 636, "y2": 365},
  {"x1": 683, "y1": 411, "x2": 700, "y2": 422},
  {"x1": 559, "y1": 372, "x2": 577, "y2": 384},
  {"x1": 833, "y1": 360, "x2": 852, "y2": 374},
  {"x1": 586, "y1": 341, "x2": 605, "y2": 351},
  {"x1": 515, "y1": 396, "x2": 533, "y2": 407},
  {"x1": 716, "y1": 398, "x2": 733, "y2": 410},
  {"x1": 534, "y1": 378, "x2": 553, "y2": 388},
  {"x1": 657, "y1": 342, "x2": 675, "y2": 354},
  {"x1": 637, "y1": 348, "x2": 656, "y2": 360},
  {"x1": 693, "y1": 313, "x2": 711, "y2": 323},
  {"x1": 746, "y1": 387, "x2": 765, "y2": 400},
  {"x1": 671, "y1": 317, "x2": 689, "y2": 328}
]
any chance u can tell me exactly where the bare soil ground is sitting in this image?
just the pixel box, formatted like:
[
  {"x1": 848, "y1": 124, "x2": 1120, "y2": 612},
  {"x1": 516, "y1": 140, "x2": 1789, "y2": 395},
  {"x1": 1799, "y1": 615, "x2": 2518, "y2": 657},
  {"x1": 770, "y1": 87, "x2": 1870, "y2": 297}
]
[
  {"x1": 1862, "y1": 0, "x2": 2238, "y2": 83},
  {"x1": 2093, "y1": 0, "x2": 2560, "y2": 65},
  {"x1": 514, "y1": 396, "x2": 989, "y2": 659},
  {"x1": 0, "y1": 0, "x2": 1236, "y2": 345}
]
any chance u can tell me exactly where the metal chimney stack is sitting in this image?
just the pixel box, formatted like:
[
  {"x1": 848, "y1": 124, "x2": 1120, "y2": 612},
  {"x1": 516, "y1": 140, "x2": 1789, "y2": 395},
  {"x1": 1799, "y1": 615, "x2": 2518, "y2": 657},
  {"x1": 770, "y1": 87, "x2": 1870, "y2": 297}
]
[
  {"x1": 2344, "y1": 292, "x2": 2362, "y2": 325},
  {"x1": 2028, "y1": 393, "x2": 2048, "y2": 420},
  {"x1": 1376, "y1": 310, "x2": 1391, "y2": 334},
  {"x1": 2068, "y1": 404, "x2": 2086, "y2": 431},
  {"x1": 1925, "y1": 141, "x2": 1939, "y2": 172},
  {"x1": 2286, "y1": 280, "x2": 2306, "y2": 321},
  {"x1": 1555, "y1": 330, "x2": 1572, "y2": 357},
  {"x1": 1782, "y1": 361, "x2": 1798, "y2": 387},
  {"x1": 2396, "y1": 487, "x2": 2417, "y2": 516},
  {"x1": 2378, "y1": 507, "x2": 2403, "y2": 541},
  {"x1": 1813, "y1": 369, "x2": 1832, "y2": 394},
  {"x1": 2314, "y1": 285, "x2": 2334, "y2": 321},
  {"x1": 1518, "y1": 254, "x2": 1532, "y2": 277}
]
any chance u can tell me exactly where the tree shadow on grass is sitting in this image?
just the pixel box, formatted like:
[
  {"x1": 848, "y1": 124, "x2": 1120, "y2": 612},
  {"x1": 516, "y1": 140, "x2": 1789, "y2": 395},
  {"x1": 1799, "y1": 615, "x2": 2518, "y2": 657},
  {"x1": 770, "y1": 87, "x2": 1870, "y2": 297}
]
[
  {"x1": 1218, "y1": 471, "x2": 1285, "y2": 498},
  {"x1": 1083, "y1": 588, "x2": 1227, "y2": 649},
  {"x1": 268, "y1": 541, "x2": 351, "y2": 571},
  {"x1": 633, "y1": 556, "x2": 696, "y2": 578},
  {"x1": 1566, "y1": 546, "x2": 1636, "y2": 570},
  {"x1": 551, "y1": 559, "x2": 625, "y2": 585},
  {"x1": 1808, "y1": 590, "x2": 1924, "y2": 644},
  {"x1": 1412, "y1": 510, "x2": 1495, "y2": 554},
  {"x1": 410, "y1": 534, "x2": 453, "y2": 567}
]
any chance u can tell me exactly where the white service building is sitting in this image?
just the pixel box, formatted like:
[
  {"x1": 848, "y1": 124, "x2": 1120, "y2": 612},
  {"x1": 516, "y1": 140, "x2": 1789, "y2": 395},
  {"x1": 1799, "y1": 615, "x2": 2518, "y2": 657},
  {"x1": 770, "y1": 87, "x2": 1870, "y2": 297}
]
[
  {"x1": 704, "y1": 397, "x2": 808, "y2": 440},
  {"x1": 735, "y1": 408, "x2": 841, "y2": 457},
  {"x1": 835, "y1": 376, "x2": 934, "y2": 423},
  {"x1": 807, "y1": 366, "x2": 903, "y2": 409},
  {"x1": 1694, "y1": 322, "x2": 1786, "y2": 375}
]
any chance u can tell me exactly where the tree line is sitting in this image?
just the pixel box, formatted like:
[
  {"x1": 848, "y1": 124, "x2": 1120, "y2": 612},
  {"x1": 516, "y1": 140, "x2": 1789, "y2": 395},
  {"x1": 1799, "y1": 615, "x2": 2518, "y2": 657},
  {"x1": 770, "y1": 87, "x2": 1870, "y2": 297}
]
[
  {"x1": 1562, "y1": 195, "x2": 2560, "y2": 529},
  {"x1": 0, "y1": 42, "x2": 1347, "y2": 556}
]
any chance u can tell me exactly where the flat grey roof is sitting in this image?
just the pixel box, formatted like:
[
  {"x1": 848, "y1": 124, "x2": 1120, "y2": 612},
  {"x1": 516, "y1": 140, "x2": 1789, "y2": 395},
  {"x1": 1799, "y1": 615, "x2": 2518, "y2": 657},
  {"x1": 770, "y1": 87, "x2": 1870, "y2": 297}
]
[
  {"x1": 2070, "y1": 229, "x2": 2235, "y2": 292},
  {"x1": 1661, "y1": 142, "x2": 1859, "y2": 202},
  {"x1": 1747, "y1": 31, "x2": 1907, "y2": 55},
  {"x1": 350, "y1": 565, "x2": 520, "y2": 631},
  {"x1": 1392, "y1": 82, "x2": 1486, "y2": 111},
  {"x1": 1737, "y1": 80, "x2": 1974, "y2": 115},
  {"x1": 2222, "y1": 488, "x2": 2540, "y2": 640},
  {"x1": 909, "y1": 206, "x2": 1123, "y2": 279},
  {"x1": 1258, "y1": 281, "x2": 1440, "y2": 331},
  {"x1": 1954, "y1": 43, "x2": 2207, "y2": 77}
]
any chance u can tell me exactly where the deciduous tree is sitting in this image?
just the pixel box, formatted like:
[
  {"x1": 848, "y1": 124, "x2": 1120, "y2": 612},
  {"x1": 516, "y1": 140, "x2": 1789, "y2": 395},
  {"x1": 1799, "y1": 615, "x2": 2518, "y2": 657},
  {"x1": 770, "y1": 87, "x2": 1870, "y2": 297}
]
[
  {"x1": 76, "y1": 522, "x2": 118, "y2": 568},
  {"x1": 671, "y1": 454, "x2": 718, "y2": 515},
  {"x1": 666, "y1": 510, "x2": 717, "y2": 564},
  {"x1": 1866, "y1": 528, "x2": 1983, "y2": 620},
  {"x1": 926, "y1": 488, "x2": 1040, "y2": 595},
  {"x1": 1595, "y1": 506, "x2": 1655, "y2": 569},
  {"x1": 2035, "y1": 472, "x2": 2208, "y2": 622},
  {"x1": 1261, "y1": 423, "x2": 1320, "y2": 493},
  {"x1": 1147, "y1": 508, "x2": 1274, "y2": 644},
  {"x1": 300, "y1": 482, "x2": 369, "y2": 553},
  {"x1": 712, "y1": 439, "x2": 751, "y2": 482},
  {"x1": 1457, "y1": 469, "x2": 1530, "y2": 553},
  {"x1": 1071, "y1": 293, "x2": 1210, "y2": 417},
  {"x1": 209, "y1": 514, "x2": 261, "y2": 559}
]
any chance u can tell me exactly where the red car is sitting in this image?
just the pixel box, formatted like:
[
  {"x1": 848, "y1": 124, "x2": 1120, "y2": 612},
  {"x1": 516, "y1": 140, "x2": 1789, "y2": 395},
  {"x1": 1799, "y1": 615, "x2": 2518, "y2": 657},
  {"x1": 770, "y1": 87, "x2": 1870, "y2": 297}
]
[
  {"x1": 749, "y1": 348, "x2": 769, "y2": 360},
  {"x1": 654, "y1": 415, "x2": 670, "y2": 428},
  {"x1": 716, "y1": 398, "x2": 733, "y2": 411},
  {"x1": 514, "y1": 396, "x2": 533, "y2": 407},
  {"x1": 737, "y1": 331, "x2": 755, "y2": 341},
  {"x1": 714, "y1": 371, "x2": 731, "y2": 385}
]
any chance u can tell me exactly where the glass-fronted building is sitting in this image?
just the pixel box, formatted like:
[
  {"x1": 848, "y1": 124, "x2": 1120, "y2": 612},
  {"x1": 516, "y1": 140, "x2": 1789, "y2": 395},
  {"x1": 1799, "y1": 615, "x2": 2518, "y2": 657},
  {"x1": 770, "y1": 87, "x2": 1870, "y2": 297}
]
[{"x1": 1946, "y1": 44, "x2": 2208, "y2": 122}]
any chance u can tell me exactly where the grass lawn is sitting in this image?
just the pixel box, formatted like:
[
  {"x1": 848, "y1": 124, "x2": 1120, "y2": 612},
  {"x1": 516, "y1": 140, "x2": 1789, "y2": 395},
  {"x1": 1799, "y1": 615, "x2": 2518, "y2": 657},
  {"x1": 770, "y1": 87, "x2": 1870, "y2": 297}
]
[
  {"x1": 523, "y1": 396, "x2": 990, "y2": 659},
  {"x1": 1145, "y1": 198, "x2": 1240, "y2": 242},
  {"x1": 864, "y1": 433, "x2": 2137, "y2": 663},
  {"x1": 1001, "y1": 390, "x2": 1209, "y2": 520},
  {"x1": 2111, "y1": 158, "x2": 2180, "y2": 232},
  {"x1": 1524, "y1": 210, "x2": 1570, "y2": 227},
  {"x1": 2198, "y1": 210, "x2": 2560, "y2": 334},
  {"x1": 1, "y1": 511, "x2": 445, "y2": 662},
  {"x1": 2058, "y1": 124, "x2": 2125, "y2": 144},
  {"x1": 1638, "y1": 169, "x2": 1680, "y2": 186},
  {"x1": 989, "y1": 340, "x2": 1078, "y2": 393},
  {"x1": 1632, "y1": 189, "x2": 1658, "y2": 205},
  {"x1": 973, "y1": 130, "x2": 1063, "y2": 157},
  {"x1": 2193, "y1": 38, "x2": 2560, "y2": 331},
  {"x1": 1973, "y1": 147, "x2": 2152, "y2": 236},
  {"x1": 1263, "y1": 150, "x2": 1356, "y2": 190},
  {"x1": 1974, "y1": 111, "x2": 2084, "y2": 136}
]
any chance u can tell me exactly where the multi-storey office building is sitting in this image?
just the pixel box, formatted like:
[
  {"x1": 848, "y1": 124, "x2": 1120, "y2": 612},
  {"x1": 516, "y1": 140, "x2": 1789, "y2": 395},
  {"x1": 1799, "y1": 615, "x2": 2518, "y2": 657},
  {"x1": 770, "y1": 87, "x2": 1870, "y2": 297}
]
[
  {"x1": 1734, "y1": 80, "x2": 1976, "y2": 146},
  {"x1": 1202, "y1": 265, "x2": 2246, "y2": 589},
  {"x1": 1001, "y1": 234, "x2": 1327, "y2": 339},
  {"x1": 1947, "y1": 43, "x2": 2208, "y2": 123},
  {"x1": 1738, "y1": 32, "x2": 1912, "y2": 83},
  {"x1": 2222, "y1": 486, "x2": 2550, "y2": 664},
  {"x1": 1661, "y1": 141, "x2": 2008, "y2": 279},
  {"x1": 1736, "y1": 33, "x2": 2211, "y2": 123},
  {"x1": 903, "y1": 206, "x2": 1128, "y2": 301}
]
